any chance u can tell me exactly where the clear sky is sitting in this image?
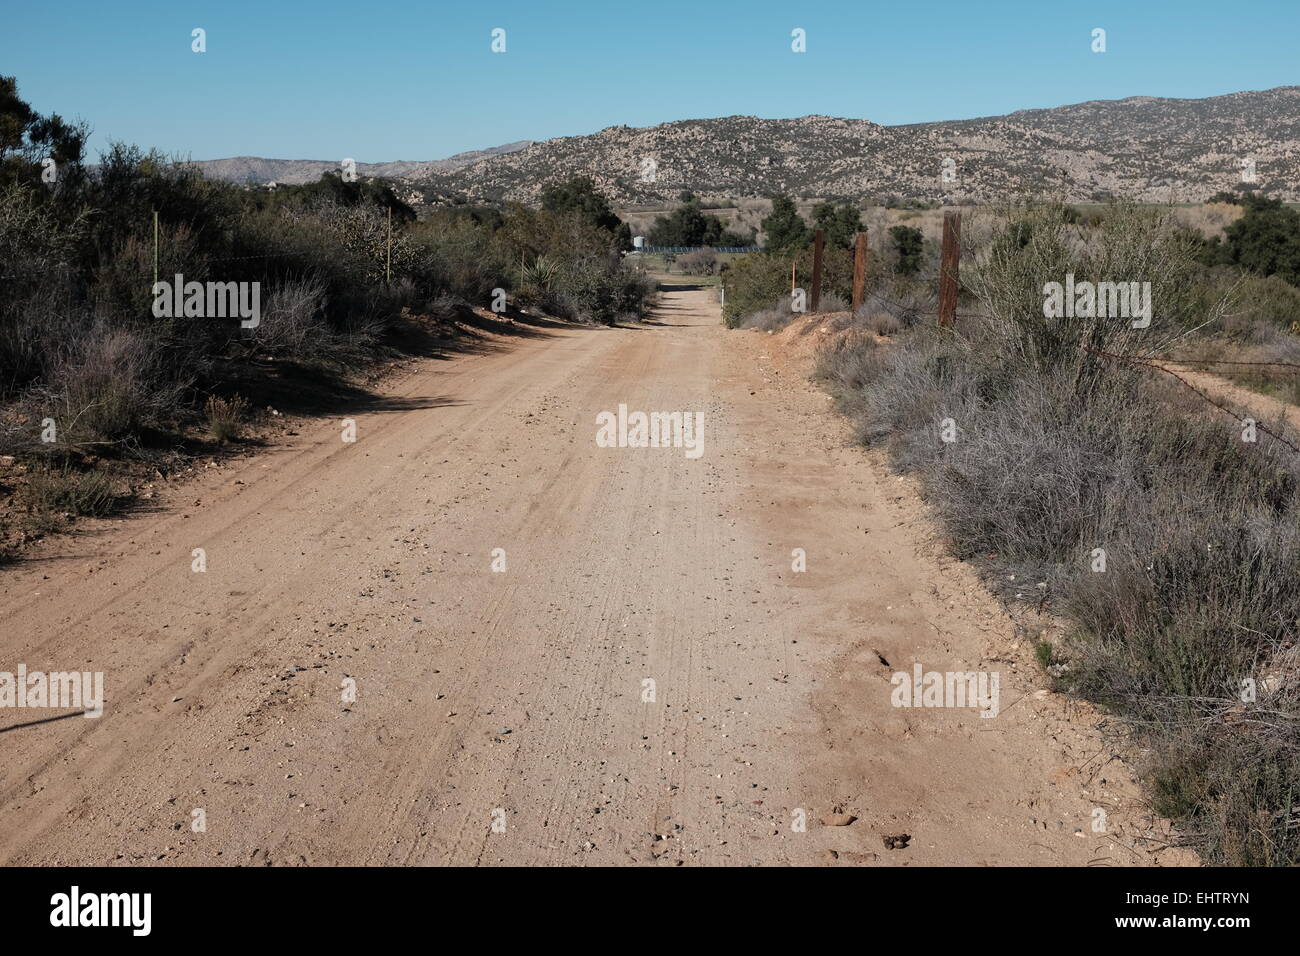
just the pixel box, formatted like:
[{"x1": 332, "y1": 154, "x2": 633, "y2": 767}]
[{"x1": 3, "y1": 0, "x2": 1296, "y2": 162}]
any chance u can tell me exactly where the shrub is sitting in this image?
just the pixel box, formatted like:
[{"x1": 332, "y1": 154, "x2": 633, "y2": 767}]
[
  {"x1": 44, "y1": 327, "x2": 180, "y2": 444},
  {"x1": 889, "y1": 225, "x2": 924, "y2": 275},
  {"x1": 677, "y1": 247, "x2": 718, "y2": 275},
  {"x1": 23, "y1": 462, "x2": 120, "y2": 520},
  {"x1": 858, "y1": 310, "x2": 902, "y2": 336},
  {"x1": 761, "y1": 195, "x2": 809, "y2": 252},
  {"x1": 1228, "y1": 272, "x2": 1300, "y2": 334},
  {"x1": 1220, "y1": 194, "x2": 1300, "y2": 286},
  {"x1": 737, "y1": 301, "x2": 799, "y2": 332},
  {"x1": 964, "y1": 203, "x2": 1220, "y2": 378},
  {"x1": 406, "y1": 210, "x2": 509, "y2": 305},
  {"x1": 721, "y1": 252, "x2": 791, "y2": 328},
  {"x1": 617, "y1": 268, "x2": 658, "y2": 320},
  {"x1": 517, "y1": 254, "x2": 560, "y2": 303},
  {"x1": 0, "y1": 184, "x2": 86, "y2": 395},
  {"x1": 204, "y1": 394, "x2": 250, "y2": 443},
  {"x1": 247, "y1": 276, "x2": 329, "y2": 359},
  {"x1": 816, "y1": 290, "x2": 848, "y2": 314},
  {"x1": 813, "y1": 330, "x2": 879, "y2": 387},
  {"x1": 816, "y1": 203, "x2": 1300, "y2": 865},
  {"x1": 546, "y1": 256, "x2": 652, "y2": 325}
]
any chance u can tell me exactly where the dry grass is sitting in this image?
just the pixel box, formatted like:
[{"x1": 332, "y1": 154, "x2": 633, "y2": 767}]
[
  {"x1": 21, "y1": 462, "x2": 122, "y2": 532},
  {"x1": 204, "y1": 394, "x2": 250, "y2": 443},
  {"x1": 1173, "y1": 201, "x2": 1245, "y2": 239}
]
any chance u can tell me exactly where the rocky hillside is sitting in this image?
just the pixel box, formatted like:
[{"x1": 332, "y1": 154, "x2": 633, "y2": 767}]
[{"x1": 409, "y1": 87, "x2": 1300, "y2": 205}]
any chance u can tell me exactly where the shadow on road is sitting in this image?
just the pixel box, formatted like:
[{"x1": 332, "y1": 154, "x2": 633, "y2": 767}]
[{"x1": 0, "y1": 711, "x2": 89, "y2": 735}]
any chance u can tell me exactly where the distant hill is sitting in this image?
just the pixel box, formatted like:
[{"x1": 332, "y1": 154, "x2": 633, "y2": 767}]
[
  {"x1": 189, "y1": 87, "x2": 1300, "y2": 205},
  {"x1": 186, "y1": 141, "x2": 532, "y2": 186}
]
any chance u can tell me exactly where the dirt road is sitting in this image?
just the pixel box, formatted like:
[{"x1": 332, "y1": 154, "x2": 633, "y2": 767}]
[{"x1": 0, "y1": 286, "x2": 1187, "y2": 866}]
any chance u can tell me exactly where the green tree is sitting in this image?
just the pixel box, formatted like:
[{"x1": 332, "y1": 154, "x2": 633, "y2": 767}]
[
  {"x1": 889, "y1": 225, "x2": 924, "y2": 276},
  {"x1": 648, "y1": 194, "x2": 752, "y2": 247},
  {"x1": 1220, "y1": 193, "x2": 1300, "y2": 287},
  {"x1": 541, "y1": 176, "x2": 631, "y2": 249},
  {"x1": 0, "y1": 75, "x2": 87, "y2": 192},
  {"x1": 812, "y1": 201, "x2": 863, "y2": 249},
  {"x1": 762, "y1": 195, "x2": 809, "y2": 252}
]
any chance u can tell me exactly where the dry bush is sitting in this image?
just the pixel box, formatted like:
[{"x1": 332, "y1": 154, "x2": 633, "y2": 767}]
[
  {"x1": 678, "y1": 247, "x2": 718, "y2": 275},
  {"x1": 818, "y1": 202, "x2": 1300, "y2": 865},
  {"x1": 964, "y1": 203, "x2": 1225, "y2": 380},
  {"x1": 813, "y1": 330, "x2": 879, "y2": 393},
  {"x1": 737, "y1": 301, "x2": 799, "y2": 332},
  {"x1": 22, "y1": 462, "x2": 121, "y2": 528},
  {"x1": 815, "y1": 290, "x2": 848, "y2": 314},
  {"x1": 1174, "y1": 202, "x2": 1244, "y2": 239},
  {"x1": 43, "y1": 327, "x2": 182, "y2": 445},
  {"x1": 204, "y1": 394, "x2": 250, "y2": 443},
  {"x1": 249, "y1": 276, "x2": 328, "y2": 358},
  {"x1": 859, "y1": 310, "x2": 901, "y2": 336}
]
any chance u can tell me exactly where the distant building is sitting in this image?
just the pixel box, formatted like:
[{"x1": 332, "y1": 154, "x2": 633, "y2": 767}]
[{"x1": 632, "y1": 236, "x2": 646, "y2": 250}]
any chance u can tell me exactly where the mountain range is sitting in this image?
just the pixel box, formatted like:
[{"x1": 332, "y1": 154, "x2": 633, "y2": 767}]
[{"x1": 191, "y1": 87, "x2": 1300, "y2": 205}]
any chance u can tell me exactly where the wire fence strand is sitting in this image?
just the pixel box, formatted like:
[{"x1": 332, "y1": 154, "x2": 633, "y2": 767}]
[{"x1": 1083, "y1": 345, "x2": 1300, "y2": 455}]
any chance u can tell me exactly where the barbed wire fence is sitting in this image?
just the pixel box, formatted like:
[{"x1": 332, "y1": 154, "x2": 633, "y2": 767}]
[{"x1": 789, "y1": 215, "x2": 1300, "y2": 459}]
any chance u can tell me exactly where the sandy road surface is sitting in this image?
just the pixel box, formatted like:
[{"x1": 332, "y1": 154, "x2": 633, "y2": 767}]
[{"x1": 0, "y1": 286, "x2": 1188, "y2": 866}]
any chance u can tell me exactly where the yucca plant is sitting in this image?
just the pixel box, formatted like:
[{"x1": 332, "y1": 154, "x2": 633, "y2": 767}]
[{"x1": 519, "y1": 254, "x2": 559, "y2": 291}]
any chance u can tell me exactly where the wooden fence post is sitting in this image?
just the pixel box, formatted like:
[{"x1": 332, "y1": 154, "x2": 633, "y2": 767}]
[
  {"x1": 810, "y1": 229, "x2": 825, "y2": 313},
  {"x1": 938, "y1": 211, "x2": 961, "y2": 327},
  {"x1": 851, "y1": 230, "x2": 868, "y2": 311}
]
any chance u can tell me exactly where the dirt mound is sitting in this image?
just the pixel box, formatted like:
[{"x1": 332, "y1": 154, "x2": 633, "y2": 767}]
[{"x1": 746, "y1": 312, "x2": 860, "y2": 377}]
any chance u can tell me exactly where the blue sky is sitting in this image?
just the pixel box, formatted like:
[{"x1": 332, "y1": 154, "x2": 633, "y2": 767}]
[{"x1": 3, "y1": 0, "x2": 1296, "y2": 162}]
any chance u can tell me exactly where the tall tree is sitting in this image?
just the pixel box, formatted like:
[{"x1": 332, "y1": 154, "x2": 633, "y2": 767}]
[
  {"x1": 541, "y1": 176, "x2": 631, "y2": 249},
  {"x1": 762, "y1": 195, "x2": 809, "y2": 252},
  {"x1": 0, "y1": 75, "x2": 87, "y2": 191},
  {"x1": 812, "y1": 201, "x2": 863, "y2": 249},
  {"x1": 889, "y1": 225, "x2": 924, "y2": 276}
]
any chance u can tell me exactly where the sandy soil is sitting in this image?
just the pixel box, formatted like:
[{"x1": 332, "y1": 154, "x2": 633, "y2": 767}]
[
  {"x1": 1166, "y1": 362, "x2": 1299, "y2": 432},
  {"x1": 0, "y1": 287, "x2": 1195, "y2": 866}
]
